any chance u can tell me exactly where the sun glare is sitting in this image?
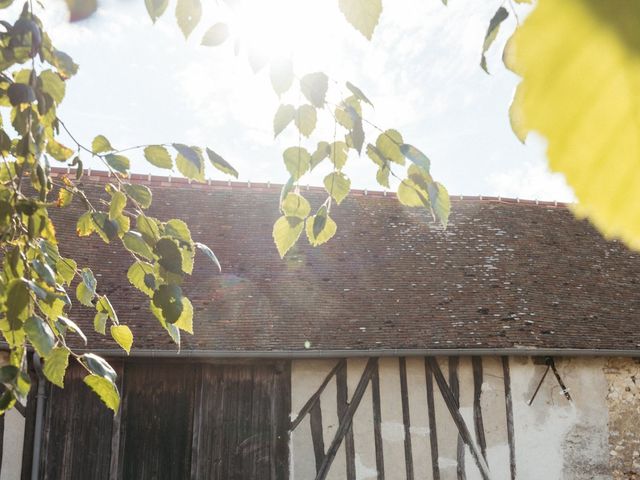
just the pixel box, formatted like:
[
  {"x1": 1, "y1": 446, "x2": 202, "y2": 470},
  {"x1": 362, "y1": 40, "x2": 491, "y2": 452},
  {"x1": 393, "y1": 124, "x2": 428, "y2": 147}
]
[{"x1": 229, "y1": 0, "x2": 344, "y2": 70}]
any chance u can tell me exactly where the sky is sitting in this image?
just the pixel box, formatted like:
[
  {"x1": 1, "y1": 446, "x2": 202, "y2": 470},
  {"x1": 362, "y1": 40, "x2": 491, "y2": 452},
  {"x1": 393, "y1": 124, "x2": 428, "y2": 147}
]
[{"x1": 33, "y1": 0, "x2": 573, "y2": 201}]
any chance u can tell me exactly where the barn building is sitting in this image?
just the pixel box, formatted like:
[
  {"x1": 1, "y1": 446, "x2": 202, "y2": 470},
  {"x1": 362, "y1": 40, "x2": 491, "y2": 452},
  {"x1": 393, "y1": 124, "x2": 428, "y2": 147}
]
[{"x1": 2, "y1": 170, "x2": 640, "y2": 480}]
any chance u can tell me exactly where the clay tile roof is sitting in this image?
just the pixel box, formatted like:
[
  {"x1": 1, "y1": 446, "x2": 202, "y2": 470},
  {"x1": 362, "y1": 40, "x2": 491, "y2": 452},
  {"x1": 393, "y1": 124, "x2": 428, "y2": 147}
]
[{"x1": 49, "y1": 169, "x2": 640, "y2": 356}]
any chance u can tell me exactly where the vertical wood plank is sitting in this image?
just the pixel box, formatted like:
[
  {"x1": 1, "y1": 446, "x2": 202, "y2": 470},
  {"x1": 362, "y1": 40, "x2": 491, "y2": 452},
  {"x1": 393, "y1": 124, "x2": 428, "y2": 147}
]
[
  {"x1": 399, "y1": 357, "x2": 414, "y2": 480},
  {"x1": 190, "y1": 364, "x2": 204, "y2": 480},
  {"x1": 336, "y1": 363, "x2": 356, "y2": 480},
  {"x1": 371, "y1": 361, "x2": 385, "y2": 480},
  {"x1": 108, "y1": 358, "x2": 124, "y2": 480},
  {"x1": 425, "y1": 357, "x2": 440, "y2": 480},
  {"x1": 502, "y1": 357, "x2": 516, "y2": 480},
  {"x1": 119, "y1": 362, "x2": 195, "y2": 480},
  {"x1": 41, "y1": 362, "x2": 115, "y2": 480},
  {"x1": 471, "y1": 357, "x2": 488, "y2": 462},
  {"x1": 449, "y1": 357, "x2": 466, "y2": 480},
  {"x1": 274, "y1": 361, "x2": 291, "y2": 480},
  {"x1": 20, "y1": 368, "x2": 37, "y2": 480}
]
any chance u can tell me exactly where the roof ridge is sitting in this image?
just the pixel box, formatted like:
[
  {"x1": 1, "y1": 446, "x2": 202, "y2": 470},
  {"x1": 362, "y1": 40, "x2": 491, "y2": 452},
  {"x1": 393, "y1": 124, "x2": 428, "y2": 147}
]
[{"x1": 48, "y1": 167, "x2": 571, "y2": 208}]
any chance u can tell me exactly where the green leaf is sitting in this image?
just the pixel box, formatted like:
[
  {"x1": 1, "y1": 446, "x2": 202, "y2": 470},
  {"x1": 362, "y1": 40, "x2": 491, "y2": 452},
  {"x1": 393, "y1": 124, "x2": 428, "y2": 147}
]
[
  {"x1": 480, "y1": 6, "x2": 509, "y2": 74},
  {"x1": 123, "y1": 184, "x2": 152, "y2": 209},
  {"x1": 165, "y1": 219, "x2": 192, "y2": 243},
  {"x1": 283, "y1": 147, "x2": 311, "y2": 181},
  {"x1": 96, "y1": 295, "x2": 118, "y2": 323},
  {"x1": 83, "y1": 353, "x2": 117, "y2": 383},
  {"x1": 397, "y1": 178, "x2": 430, "y2": 208},
  {"x1": 6, "y1": 279, "x2": 30, "y2": 329},
  {"x1": 76, "y1": 211, "x2": 94, "y2": 236},
  {"x1": 400, "y1": 144, "x2": 431, "y2": 171},
  {"x1": 376, "y1": 164, "x2": 390, "y2": 188},
  {"x1": 43, "y1": 347, "x2": 69, "y2": 387},
  {"x1": 91, "y1": 212, "x2": 120, "y2": 242},
  {"x1": 194, "y1": 242, "x2": 221, "y2": 272},
  {"x1": 39, "y1": 70, "x2": 65, "y2": 104},
  {"x1": 338, "y1": 0, "x2": 382, "y2": 40},
  {"x1": 145, "y1": 0, "x2": 169, "y2": 22},
  {"x1": 56, "y1": 316, "x2": 87, "y2": 344},
  {"x1": 152, "y1": 284, "x2": 184, "y2": 324},
  {"x1": 348, "y1": 114, "x2": 364, "y2": 154},
  {"x1": 154, "y1": 238, "x2": 183, "y2": 274},
  {"x1": 76, "y1": 282, "x2": 94, "y2": 307},
  {"x1": 206, "y1": 148, "x2": 238, "y2": 178},
  {"x1": 270, "y1": 57, "x2": 294, "y2": 96},
  {"x1": 46, "y1": 138, "x2": 74, "y2": 162},
  {"x1": 94, "y1": 312, "x2": 108, "y2": 334},
  {"x1": 110, "y1": 325, "x2": 133, "y2": 354},
  {"x1": 281, "y1": 193, "x2": 311, "y2": 218},
  {"x1": 306, "y1": 209, "x2": 337, "y2": 246},
  {"x1": 376, "y1": 130, "x2": 404, "y2": 165},
  {"x1": 274, "y1": 104, "x2": 296, "y2": 138},
  {"x1": 272, "y1": 216, "x2": 304, "y2": 258},
  {"x1": 127, "y1": 261, "x2": 155, "y2": 296},
  {"x1": 324, "y1": 172, "x2": 351, "y2": 204},
  {"x1": 174, "y1": 144, "x2": 204, "y2": 181},
  {"x1": 505, "y1": 0, "x2": 640, "y2": 250},
  {"x1": 311, "y1": 141, "x2": 330, "y2": 170},
  {"x1": 7, "y1": 83, "x2": 35, "y2": 106},
  {"x1": 66, "y1": 0, "x2": 98, "y2": 21},
  {"x1": 346, "y1": 81, "x2": 373, "y2": 107},
  {"x1": 24, "y1": 315, "x2": 55, "y2": 357},
  {"x1": 84, "y1": 374, "x2": 120, "y2": 412},
  {"x1": 428, "y1": 182, "x2": 450, "y2": 228},
  {"x1": 0, "y1": 366, "x2": 18, "y2": 384},
  {"x1": 91, "y1": 134, "x2": 112, "y2": 153},
  {"x1": 56, "y1": 187, "x2": 73, "y2": 208},
  {"x1": 109, "y1": 191, "x2": 127, "y2": 220},
  {"x1": 105, "y1": 154, "x2": 129, "y2": 175},
  {"x1": 143, "y1": 145, "x2": 173, "y2": 169},
  {"x1": 175, "y1": 0, "x2": 202, "y2": 38},
  {"x1": 300, "y1": 72, "x2": 329, "y2": 108},
  {"x1": 330, "y1": 141, "x2": 348, "y2": 169},
  {"x1": 201, "y1": 22, "x2": 229, "y2": 46},
  {"x1": 295, "y1": 105, "x2": 317, "y2": 137},
  {"x1": 56, "y1": 257, "x2": 76, "y2": 285},
  {"x1": 174, "y1": 297, "x2": 193, "y2": 334},
  {"x1": 137, "y1": 214, "x2": 160, "y2": 245},
  {"x1": 123, "y1": 231, "x2": 154, "y2": 260}
]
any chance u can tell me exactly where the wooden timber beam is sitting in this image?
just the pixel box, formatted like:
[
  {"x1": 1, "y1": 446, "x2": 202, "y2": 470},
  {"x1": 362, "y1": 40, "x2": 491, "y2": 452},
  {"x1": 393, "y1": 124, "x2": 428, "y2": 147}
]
[{"x1": 426, "y1": 357, "x2": 493, "y2": 480}]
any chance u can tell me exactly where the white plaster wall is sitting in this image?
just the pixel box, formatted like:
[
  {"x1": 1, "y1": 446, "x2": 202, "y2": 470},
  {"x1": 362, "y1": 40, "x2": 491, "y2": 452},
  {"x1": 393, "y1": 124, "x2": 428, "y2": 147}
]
[
  {"x1": 1, "y1": 407, "x2": 25, "y2": 480},
  {"x1": 291, "y1": 356, "x2": 612, "y2": 480}
]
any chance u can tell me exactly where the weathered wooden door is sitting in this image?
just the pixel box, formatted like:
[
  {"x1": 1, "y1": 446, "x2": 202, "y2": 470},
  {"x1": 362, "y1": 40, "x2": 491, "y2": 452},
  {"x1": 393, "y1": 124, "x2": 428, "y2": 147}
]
[{"x1": 23, "y1": 360, "x2": 290, "y2": 480}]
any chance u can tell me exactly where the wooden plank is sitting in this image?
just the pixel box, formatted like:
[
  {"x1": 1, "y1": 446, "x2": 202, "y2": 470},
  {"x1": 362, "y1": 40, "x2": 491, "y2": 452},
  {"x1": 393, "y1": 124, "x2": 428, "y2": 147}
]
[
  {"x1": 109, "y1": 358, "x2": 124, "y2": 480},
  {"x1": 337, "y1": 363, "x2": 356, "y2": 480},
  {"x1": 371, "y1": 361, "x2": 385, "y2": 480},
  {"x1": 399, "y1": 357, "x2": 414, "y2": 480},
  {"x1": 41, "y1": 362, "x2": 115, "y2": 480},
  {"x1": 190, "y1": 364, "x2": 204, "y2": 480},
  {"x1": 118, "y1": 362, "x2": 196, "y2": 479},
  {"x1": 290, "y1": 359, "x2": 345, "y2": 431},
  {"x1": 316, "y1": 358, "x2": 377, "y2": 480},
  {"x1": 502, "y1": 357, "x2": 516, "y2": 480},
  {"x1": 424, "y1": 358, "x2": 440, "y2": 480},
  {"x1": 20, "y1": 368, "x2": 37, "y2": 480},
  {"x1": 310, "y1": 402, "x2": 325, "y2": 473},
  {"x1": 427, "y1": 358, "x2": 492, "y2": 480},
  {"x1": 274, "y1": 361, "x2": 291, "y2": 480},
  {"x1": 449, "y1": 357, "x2": 466, "y2": 480},
  {"x1": 194, "y1": 362, "x2": 290, "y2": 479},
  {"x1": 472, "y1": 356, "x2": 488, "y2": 462}
]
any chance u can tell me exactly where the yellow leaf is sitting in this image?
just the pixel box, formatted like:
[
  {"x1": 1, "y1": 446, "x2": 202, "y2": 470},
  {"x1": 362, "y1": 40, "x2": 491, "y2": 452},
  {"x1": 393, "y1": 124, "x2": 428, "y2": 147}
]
[
  {"x1": 272, "y1": 216, "x2": 304, "y2": 258},
  {"x1": 110, "y1": 325, "x2": 133, "y2": 354},
  {"x1": 339, "y1": 0, "x2": 382, "y2": 40},
  {"x1": 507, "y1": 0, "x2": 640, "y2": 249},
  {"x1": 84, "y1": 374, "x2": 120, "y2": 412},
  {"x1": 174, "y1": 297, "x2": 194, "y2": 334},
  {"x1": 306, "y1": 213, "x2": 337, "y2": 246}
]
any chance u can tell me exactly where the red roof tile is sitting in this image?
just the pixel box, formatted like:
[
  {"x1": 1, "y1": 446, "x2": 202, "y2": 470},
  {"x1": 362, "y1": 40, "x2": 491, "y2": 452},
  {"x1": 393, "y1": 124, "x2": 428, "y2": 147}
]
[{"x1": 49, "y1": 170, "x2": 640, "y2": 356}]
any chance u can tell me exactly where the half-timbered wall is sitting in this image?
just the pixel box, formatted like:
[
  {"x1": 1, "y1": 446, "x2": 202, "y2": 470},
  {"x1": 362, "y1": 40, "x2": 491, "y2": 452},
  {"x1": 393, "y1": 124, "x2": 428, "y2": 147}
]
[
  {"x1": 290, "y1": 356, "x2": 614, "y2": 480},
  {"x1": 1, "y1": 355, "x2": 638, "y2": 479}
]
